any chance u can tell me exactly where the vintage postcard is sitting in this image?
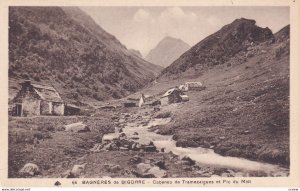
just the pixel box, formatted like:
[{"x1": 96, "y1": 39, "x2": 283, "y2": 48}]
[{"x1": 0, "y1": 0, "x2": 299, "y2": 188}]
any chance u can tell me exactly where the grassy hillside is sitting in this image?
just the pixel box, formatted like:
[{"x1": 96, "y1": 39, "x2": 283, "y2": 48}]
[
  {"x1": 145, "y1": 24, "x2": 290, "y2": 166},
  {"x1": 9, "y1": 7, "x2": 162, "y2": 104},
  {"x1": 160, "y1": 18, "x2": 274, "y2": 79}
]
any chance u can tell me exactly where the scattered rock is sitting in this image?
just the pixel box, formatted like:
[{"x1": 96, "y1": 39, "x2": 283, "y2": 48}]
[
  {"x1": 219, "y1": 136, "x2": 226, "y2": 140},
  {"x1": 176, "y1": 139, "x2": 199, "y2": 148},
  {"x1": 183, "y1": 166, "x2": 193, "y2": 171},
  {"x1": 119, "y1": 147, "x2": 129, "y2": 151},
  {"x1": 142, "y1": 145, "x2": 157, "y2": 152},
  {"x1": 119, "y1": 133, "x2": 127, "y2": 140},
  {"x1": 103, "y1": 143, "x2": 119, "y2": 151},
  {"x1": 129, "y1": 155, "x2": 142, "y2": 164},
  {"x1": 19, "y1": 163, "x2": 40, "y2": 177},
  {"x1": 196, "y1": 168, "x2": 214, "y2": 177},
  {"x1": 131, "y1": 143, "x2": 141, "y2": 150},
  {"x1": 111, "y1": 116, "x2": 119, "y2": 120},
  {"x1": 130, "y1": 135, "x2": 139, "y2": 140},
  {"x1": 181, "y1": 156, "x2": 196, "y2": 166},
  {"x1": 102, "y1": 143, "x2": 111, "y2": 150},
  {"x1": 154, "y1": 160, "x2": 167, "y2": 170},
  {"x1": 246, "y1": 51, "x2": 254, "y2": 58},
  {"x1": 108, "y1": 165, "x2": 121, "y2": 173},
  {"x1": 109, "y1": 143, "x2": 119, "y2": 151},
  {"x1": 90, "y1": 143, "x2": 104, "y2": 152},
  {"x1": 133, "y1": 132, "x2": 138, "y2": 135}
]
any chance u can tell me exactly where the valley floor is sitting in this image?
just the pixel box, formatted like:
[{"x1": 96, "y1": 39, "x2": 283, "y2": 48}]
[{"x1": 8, "y1": 111, "x2": 237, "y2": 178}]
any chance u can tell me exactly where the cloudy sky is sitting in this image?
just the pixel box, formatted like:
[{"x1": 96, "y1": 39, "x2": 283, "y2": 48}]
[{"x1": 80, "y1": 6, "x2": 289, "y2": 57}]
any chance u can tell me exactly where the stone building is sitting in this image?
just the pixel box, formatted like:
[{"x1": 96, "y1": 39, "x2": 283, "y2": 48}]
[{"x1": 12, "y1": 80, "x2": 64, "y2": 116}]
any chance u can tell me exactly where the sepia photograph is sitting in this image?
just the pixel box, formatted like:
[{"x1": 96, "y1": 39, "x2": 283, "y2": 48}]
[{"x1": 1, "y1": 0, "x2": 299, "y2": 188}]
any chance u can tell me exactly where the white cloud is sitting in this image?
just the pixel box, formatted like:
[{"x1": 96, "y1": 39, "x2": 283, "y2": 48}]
[
  {"x1": 129, "y1": 7, "x2": 200, "y2": 56},
  {"x1": 207, "y1": 16, "x2": 220, "y2": 26},
  {"x1": 133, "y1": 9, "x2": 153, "y2": 23},
  {"x1": 159, "y1": 7, "x2": 197, "y2": 22}
]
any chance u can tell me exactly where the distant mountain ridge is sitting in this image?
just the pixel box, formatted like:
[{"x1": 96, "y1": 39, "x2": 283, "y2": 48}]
[
  {"x1": 9, "y1": 7, "x2": 162, "y2": 103},
  {"x1": 160, "y1": 18, "x2": 275, "y2": 78},
  {"x1": 145, "y1": 36, "x2": 191, "y2": 68}
]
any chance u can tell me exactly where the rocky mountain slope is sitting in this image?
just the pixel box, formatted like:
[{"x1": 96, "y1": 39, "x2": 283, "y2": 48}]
[
  {"x1": 160, "y1": 18, "x2": 275, "y2": 78},
  {"x1": 9, "y1": 7, "x2": 162, "y2": 103},
  {"x1": 129, "y1": 49, "x2": 143, "y2": 58},
  {"x1": 145, "y1": 36, "x2": 190, "y2": 68}
]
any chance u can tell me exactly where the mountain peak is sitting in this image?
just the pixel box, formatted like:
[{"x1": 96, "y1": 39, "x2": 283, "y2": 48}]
[{"x1": 145, "y1": 37, "x2": 190, "y2": 68}]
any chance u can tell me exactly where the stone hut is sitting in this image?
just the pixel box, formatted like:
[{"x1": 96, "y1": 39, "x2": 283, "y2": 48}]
[
  {"x1": 184, "y1": 82, "x2": 205, "y2": 91},
  {"x1": 12, "y1": 80, "x2": 64, "y2": 116},
  {"x1": 160, "y1": 87, "x2": 182, "y2": 106}
]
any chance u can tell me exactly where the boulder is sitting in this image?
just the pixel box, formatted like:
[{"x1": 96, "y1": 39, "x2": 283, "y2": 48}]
[
  {"x1": 109, "y1": 143, "x2": 119, "y2": 151},
  {"x1": 119, "y1": 119, "x2": 126, "y2": 123},
  {"x1": 70, "y1": 163, "x2": 87, "y2": 178},
  {"x1": 133, "y1": 163, "x2": 166, "y2": 178},
  {"x1": 19, "y1": 163, "x2": 40, "y2": 177},
  {"x1": 119, "y1": 147, "x2": 129, "y2": 151},
  {"x1": 147, "y1": 166, "x2": 167, "y2": 178},
  {"x1": 102, "y1": 143, "x2": 112, "y2": 150},
  {"x1": 108, "y1": 165, "x2": 121, "y2": 173},
  {"x1": 131, "y1": 143, "x2": 141, "y2": 151},
  {"x1": 143, "y1": 145, "x2": 157, "y2": 152},
  {"x1": 64, "y1": 122, "x2": 90, "y2": 133},
  {"x1": 135, "y1": 163, "x2": 152, "y2": 177}
]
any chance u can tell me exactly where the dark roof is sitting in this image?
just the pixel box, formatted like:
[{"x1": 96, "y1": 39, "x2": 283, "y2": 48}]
[
  {"x1": 32, "y1": 83, "x2": 63, "y2": 103},
  {"x1": 161, "y1": 88, "x2": 180, "y2": 98}
]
